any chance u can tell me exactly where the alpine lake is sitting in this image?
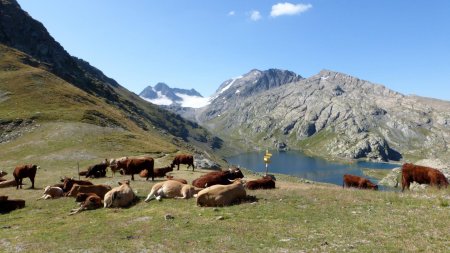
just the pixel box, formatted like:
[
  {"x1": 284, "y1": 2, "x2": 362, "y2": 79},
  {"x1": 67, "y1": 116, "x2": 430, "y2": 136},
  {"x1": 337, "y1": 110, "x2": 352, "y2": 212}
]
[{"x1": 227, "y1": 150, "x2": 399, "y2": 190}]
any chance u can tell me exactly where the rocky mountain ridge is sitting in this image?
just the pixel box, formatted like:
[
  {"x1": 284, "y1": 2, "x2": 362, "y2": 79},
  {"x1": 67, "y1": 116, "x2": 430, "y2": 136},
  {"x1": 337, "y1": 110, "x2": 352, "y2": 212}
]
[
  {"x1": 139, "y1": 82, "x2": 207, "y2": 108},
  {"x1": 195, "y1": 69, "x2": 450, "y2": 163}
]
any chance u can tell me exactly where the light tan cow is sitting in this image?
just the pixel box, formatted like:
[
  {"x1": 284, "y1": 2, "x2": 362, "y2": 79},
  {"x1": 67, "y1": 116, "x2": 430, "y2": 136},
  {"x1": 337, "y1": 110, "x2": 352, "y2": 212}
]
[
  {"x1": 144, "y1": 180, "x2": 203, "y2": 202},
  {"x1": 195, "y1": 179, "x2": 246, "y2": 207},
  {"x1": 103, "y1": 180, "x2": 135, "y2": 208},
  {"x1": 37, "y1": 185, "x2": 64, "y2": 200}
]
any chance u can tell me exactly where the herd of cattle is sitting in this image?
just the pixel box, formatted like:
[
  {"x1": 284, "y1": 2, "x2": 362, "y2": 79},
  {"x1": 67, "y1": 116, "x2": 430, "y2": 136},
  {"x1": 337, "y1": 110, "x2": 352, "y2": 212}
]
[{"x1": 1, "y1": 154, "x2": 449, "y2": 214}]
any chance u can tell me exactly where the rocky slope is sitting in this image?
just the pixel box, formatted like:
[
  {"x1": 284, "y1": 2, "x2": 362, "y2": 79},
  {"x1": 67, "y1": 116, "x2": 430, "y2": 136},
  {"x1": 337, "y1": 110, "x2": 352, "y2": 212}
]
[{"x1": 196, "y1": 69, "x2": 450, "y2": 162}]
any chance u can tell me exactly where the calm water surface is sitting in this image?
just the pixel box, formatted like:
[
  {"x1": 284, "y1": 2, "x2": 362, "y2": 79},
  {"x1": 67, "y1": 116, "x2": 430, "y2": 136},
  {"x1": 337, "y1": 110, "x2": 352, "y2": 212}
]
[{"x1": 227, "y1": 150, "x2": 398, "y2": 187}]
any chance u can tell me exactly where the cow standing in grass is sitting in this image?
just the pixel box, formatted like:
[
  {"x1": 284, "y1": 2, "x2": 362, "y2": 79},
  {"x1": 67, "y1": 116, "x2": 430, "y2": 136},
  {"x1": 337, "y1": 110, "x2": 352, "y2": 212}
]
[
  {"x1": 13, "y1": 164, "x2": 39, "y2": 189},
  {"x1": 401, "y1": 163, "x2": 449, "y2": 191},
  {"x1": 171, "y1": 154, "x2": 195, "y2": 171},
  {"x1": 117, "y1": 157, "x2": 154, "y2": 181}
]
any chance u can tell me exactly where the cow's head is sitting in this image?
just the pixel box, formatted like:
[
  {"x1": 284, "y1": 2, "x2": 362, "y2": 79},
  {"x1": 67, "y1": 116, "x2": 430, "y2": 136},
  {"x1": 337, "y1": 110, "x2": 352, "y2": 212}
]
[
  {"x1": 228, "y1": 167, "x2": 244, "y2": 179},
  {"x1": 62, "y1": 177, "x2": 76, "y2": 192},
  {"x1": 368, "y1": 183, "x2": 378, "y2": 190},
  {"x1": 0, "y1": 170, "x2": 8, "y2": 177},
  {"x1": 118, "y1": 180, "x2": 130, "y2": 186}
]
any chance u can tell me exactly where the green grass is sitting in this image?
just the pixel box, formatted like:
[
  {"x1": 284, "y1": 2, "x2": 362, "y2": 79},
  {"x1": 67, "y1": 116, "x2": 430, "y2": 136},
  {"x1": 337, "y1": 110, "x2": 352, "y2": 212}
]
[{"x1": 1, "y1": 169, "x2": 450, "y2": 252}]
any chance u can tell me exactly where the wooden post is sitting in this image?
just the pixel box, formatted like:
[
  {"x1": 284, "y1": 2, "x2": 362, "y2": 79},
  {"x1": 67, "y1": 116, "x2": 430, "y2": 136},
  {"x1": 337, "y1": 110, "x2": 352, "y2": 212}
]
[{"x1": 77, "y1": 162, "x2": 80, "y2": 180}]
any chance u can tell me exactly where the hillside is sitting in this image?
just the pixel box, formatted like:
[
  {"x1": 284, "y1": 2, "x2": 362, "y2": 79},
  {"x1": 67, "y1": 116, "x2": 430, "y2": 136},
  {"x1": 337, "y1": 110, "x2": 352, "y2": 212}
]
[
  {"x1": 0, "y1": 0, "x2": 224, "y2": 165},
  {"x1": 196, "y1": 69, "x2": 450, "y2": 163}
]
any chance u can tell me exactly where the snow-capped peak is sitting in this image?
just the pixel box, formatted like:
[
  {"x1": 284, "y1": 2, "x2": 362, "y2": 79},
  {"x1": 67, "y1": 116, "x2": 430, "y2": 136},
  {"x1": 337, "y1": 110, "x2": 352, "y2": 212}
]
[{"x1": 139, "y1": 83, "x2": 209, "y2": 108}]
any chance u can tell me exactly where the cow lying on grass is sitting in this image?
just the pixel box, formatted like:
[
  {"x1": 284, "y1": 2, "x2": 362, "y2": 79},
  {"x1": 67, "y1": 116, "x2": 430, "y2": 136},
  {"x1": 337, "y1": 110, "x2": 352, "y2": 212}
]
[
  {"x1": 196, "y1": 179, "x2": 247, "y2": 207},
  {"x1": 60, "y1": 177, "x2": 93, "y2": 193},
  {"x1": 139, "y1": 166, "x2": 172, "y2": 179},
  {"x1": 144, "y1": 180, "x2": 203, "y2": 202},
  {"x1": 192, "y1": 167, "x2": 244, "y2": 188},
  {"x1": 245, "y1": 176, "x2": 276, "y2": 190},
  {"x1": 104, "y1": 180, "x2": 136, "y2": 208},
  {"x1": 401, "y1": 163, "x2": 449, "y2": 191},
  {"x1": 69, "y1": 194, "x2": 103, "y2": 215},
  {"x1": 37, "y1": 186, "x2": 64, "y2": 200},
  {"x1": 66, "y1": 184, "x2": 112, "y2": 199},
  {"x1": 85, "y1": 159, "x2": 109, "y2": 178}
]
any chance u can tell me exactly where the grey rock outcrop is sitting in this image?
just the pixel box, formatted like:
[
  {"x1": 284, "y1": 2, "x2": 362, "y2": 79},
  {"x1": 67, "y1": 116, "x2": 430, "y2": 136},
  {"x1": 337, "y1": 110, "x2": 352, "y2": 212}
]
[{"x1": 196, "y1": 69, "x2": 450, "y2": 162}]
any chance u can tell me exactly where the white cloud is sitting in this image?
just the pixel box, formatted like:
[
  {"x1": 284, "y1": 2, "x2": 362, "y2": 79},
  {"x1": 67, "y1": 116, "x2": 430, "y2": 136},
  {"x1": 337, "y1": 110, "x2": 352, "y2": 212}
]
[
  {"x1": 175, "y1": 93, "x2": 210, "y2": 108},
  {"x1": 270, "y1": 2, "x2": 312, "y2": 17},
  {"x1": 228, "y1": 11, "x2": 235, "y2": 16},
  {"x1": 250, "y1": 10, "x2": 262, "y2": 21}
]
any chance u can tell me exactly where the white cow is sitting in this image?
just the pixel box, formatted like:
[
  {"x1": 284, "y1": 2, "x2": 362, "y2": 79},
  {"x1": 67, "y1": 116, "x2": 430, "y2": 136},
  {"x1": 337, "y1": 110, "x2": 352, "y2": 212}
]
[
  {"x1": 144, "y1": 180, "x2": 203, "y2": 202},
  {"x1": 37, "y1": 186, "x2": 64, "y2": 200}
]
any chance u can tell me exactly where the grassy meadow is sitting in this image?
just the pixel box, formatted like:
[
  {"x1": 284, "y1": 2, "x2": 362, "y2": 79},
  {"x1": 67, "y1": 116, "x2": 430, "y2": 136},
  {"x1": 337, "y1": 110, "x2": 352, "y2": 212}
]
[{"x1": 1, "y1": 152, "x2": 450, "y2": 252}]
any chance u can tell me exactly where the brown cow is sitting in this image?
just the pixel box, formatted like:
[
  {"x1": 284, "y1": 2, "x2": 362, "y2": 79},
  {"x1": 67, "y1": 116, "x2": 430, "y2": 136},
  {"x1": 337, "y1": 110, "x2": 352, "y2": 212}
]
[
  {"x1": 171, "y1": 154, "x2": 195, "y2": 171},
  {"x1": 140, "y1": 166, "x2": 173, "y2": 179},
  {"x1": 13, "y1": 164, "x2": 39, "y2": 189},
  {"x1": 60, "y1": 177, "x2": 93, "y2": 193},
  {"x1": 401, "y1": 163, "x2": 449, "y2": 191},
  {"x1": 117, "y1": 157, "x2": 154, "y2": 181},
  {"x1": 343, "y1": 174, "x2": 378, "y2": 190},
  {"x1": 75, "y1": 192, "x2": 99, "y2": 202},
  {"x1": 69, "y1": 194, "x2": 103, "y2": 215},
  {"x1": 192, "y1": 167, "x2": 244, "y2": 188},
  {"x1": 246, "y1": 176, "x2": 276, "y2": 190},
  {"x1": 66, "y1": 184, "x2": 112, "y2": 199}
]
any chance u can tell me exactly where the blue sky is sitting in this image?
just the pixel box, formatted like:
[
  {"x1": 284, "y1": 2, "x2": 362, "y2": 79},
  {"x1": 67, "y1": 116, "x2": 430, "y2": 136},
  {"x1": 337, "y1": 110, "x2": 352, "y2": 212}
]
[{"x1": 17, "y1": 1, "x2": 450, "y2": 100}]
